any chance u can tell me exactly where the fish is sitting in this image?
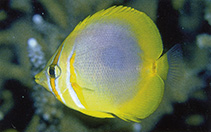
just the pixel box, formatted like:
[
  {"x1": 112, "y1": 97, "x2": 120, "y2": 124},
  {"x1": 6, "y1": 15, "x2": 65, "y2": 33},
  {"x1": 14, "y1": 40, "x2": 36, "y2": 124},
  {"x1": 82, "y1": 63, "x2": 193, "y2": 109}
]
[{"x1": 35, "y1": 6, "x2": 182, "y2": 122}]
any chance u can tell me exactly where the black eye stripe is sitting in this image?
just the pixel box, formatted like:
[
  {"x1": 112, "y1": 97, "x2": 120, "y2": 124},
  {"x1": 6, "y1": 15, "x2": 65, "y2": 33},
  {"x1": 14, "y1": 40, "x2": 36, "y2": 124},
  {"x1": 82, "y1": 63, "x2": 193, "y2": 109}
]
[
  {"x1": 47, "y1": 64, "x2": 61, "y2": 79},
  {"x1": 49, "y1": 66, "x2": 55, "y2": 78}
]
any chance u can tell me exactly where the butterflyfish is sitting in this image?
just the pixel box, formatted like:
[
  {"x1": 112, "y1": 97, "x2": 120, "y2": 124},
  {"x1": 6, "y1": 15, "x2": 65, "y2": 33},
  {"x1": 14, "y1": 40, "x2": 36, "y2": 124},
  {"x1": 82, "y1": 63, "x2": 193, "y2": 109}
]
[{"x1": 35, "y1": 6, "x2": 182, "y2": 122}]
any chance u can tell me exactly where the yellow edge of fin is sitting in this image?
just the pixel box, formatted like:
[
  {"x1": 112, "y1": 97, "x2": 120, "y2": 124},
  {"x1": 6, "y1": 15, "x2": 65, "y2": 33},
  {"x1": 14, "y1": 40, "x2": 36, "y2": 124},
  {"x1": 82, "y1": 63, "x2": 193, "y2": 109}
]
[
  {"x1": 115, "y1": 75, "x2": 164, "y2": 122},
  {"x1": 80, "y1": 109, "x2": 114, "y2": 118},
  {"x1": 62, "y1": 88, "x2": 114, "y2": 118},
  {"x1": 72, "y1": 5, "x2": 163, "y2": 61}
]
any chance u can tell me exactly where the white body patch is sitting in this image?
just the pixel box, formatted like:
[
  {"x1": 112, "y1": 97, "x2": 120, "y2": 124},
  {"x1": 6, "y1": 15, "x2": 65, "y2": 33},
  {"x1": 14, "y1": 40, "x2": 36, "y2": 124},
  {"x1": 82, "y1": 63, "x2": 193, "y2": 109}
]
[
  {"x1": 55, "y1": 78, "x2": 66, "y2": 103},
  {"x1": 66, "y1": 47, "x2": 85, "y2": 109},
  {"x1": 68, "y1": 86, "x2": 85, "y2": 109}
]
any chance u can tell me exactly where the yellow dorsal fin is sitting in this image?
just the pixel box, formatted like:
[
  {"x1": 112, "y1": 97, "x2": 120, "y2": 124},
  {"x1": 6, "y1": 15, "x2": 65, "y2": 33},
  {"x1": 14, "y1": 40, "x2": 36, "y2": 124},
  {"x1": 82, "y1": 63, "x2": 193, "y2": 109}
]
[
  {"x1": 71, "y1": 5, "x2": 163, "y2": 60},
  {"x1": 73, "y1": 6, "x2": 137, "y2": 32}
]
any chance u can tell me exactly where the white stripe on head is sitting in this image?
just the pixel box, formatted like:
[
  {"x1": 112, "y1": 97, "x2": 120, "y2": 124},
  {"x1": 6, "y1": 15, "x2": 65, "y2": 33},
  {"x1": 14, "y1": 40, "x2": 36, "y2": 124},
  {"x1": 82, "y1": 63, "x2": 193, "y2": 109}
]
[
  {"x1": 46, "y1": 48, "x2": 58, "y2": 95},
  {"x1": 55, "y1": 44, "x2": 66, "y2": 104},
  {"x1": 55, "y1": 78, "x2": 66, "y2": 103},
  {"x1": 66, "y1": 46, "x2": 85, "y2": 109}
]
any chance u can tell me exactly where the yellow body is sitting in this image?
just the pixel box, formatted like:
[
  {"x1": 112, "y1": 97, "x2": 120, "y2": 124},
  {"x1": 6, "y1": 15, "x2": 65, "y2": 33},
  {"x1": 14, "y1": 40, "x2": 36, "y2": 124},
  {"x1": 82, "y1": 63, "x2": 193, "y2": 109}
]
[{"x1": 35, "y1": 6, "x2": 179, "y2": 122}]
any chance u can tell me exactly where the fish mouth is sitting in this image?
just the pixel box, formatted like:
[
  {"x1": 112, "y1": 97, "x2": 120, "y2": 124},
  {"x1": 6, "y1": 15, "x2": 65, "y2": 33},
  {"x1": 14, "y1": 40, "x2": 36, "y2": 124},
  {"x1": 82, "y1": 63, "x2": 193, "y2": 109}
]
[
  {"x1": 34, "y1": 77, "x2": 39, "y2": 84},
  {"x1": 33, "y1": 72, "x2": 49, "y2": 90},
  {"x1": 34, "y1": 73, "x2": 42, "y2": 84},
  {"x1": 34, "y1": 74, "x2": 39, "y2": 84}
]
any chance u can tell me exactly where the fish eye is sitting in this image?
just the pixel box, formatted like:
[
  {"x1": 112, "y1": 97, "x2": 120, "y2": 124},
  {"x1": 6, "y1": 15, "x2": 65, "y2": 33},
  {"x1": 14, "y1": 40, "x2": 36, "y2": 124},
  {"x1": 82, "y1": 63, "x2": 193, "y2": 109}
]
[{"x1": 47, "y1": 64, "x2": 61, "y2": 79}]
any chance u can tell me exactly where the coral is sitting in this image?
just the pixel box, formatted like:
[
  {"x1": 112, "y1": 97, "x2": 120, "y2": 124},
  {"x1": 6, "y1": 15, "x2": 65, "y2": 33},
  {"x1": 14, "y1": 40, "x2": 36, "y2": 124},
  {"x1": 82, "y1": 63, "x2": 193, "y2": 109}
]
[
  {"x1": 39, "y1": 0, "x2": 69, "y2": 29},
  {"x1": 185, "y1": 114, "x2": 204, "y2": 126},
  {"x1": 128, "y1": 0, "x2": 158, "y2": 21},
  {"x1": 204, "y1": 0, "x2": 211, "y2": 25},
  {"x1": 178, "y1": 0, "x2": 204, "y2": 33},
  {"x1": 27, "y1": 38, "x2": 64, "y2": 132},
  {"x1": 10, "y1": 0, "x2": 32, "y2": 12},
  {"x1": 197, "y1": 34, "x2": 211, "y2": 49},
  {"x1": 0, "y1": 90, "x2": 14, "y2": 121},
  {"x1": 0, "y1": 10, "x2": 7, "y2": 21},
  {"x1": 171, "y1": 0, "x2": 186, "y2": 10}
]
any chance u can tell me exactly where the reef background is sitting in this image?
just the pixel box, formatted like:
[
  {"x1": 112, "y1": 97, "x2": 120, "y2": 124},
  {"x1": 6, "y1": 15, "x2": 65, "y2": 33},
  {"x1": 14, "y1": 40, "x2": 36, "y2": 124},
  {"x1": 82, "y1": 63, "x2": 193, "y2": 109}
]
[{"x1": 0, "y1": 0, "x2": 210, "y2": 132}]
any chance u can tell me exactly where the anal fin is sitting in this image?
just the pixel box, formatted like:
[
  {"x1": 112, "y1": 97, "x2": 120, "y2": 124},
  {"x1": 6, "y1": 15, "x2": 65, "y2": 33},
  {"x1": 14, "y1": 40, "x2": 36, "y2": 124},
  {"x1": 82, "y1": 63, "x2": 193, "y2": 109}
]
[{"x1": 115, "y1": 75, "x2": 164, "y2": 122}]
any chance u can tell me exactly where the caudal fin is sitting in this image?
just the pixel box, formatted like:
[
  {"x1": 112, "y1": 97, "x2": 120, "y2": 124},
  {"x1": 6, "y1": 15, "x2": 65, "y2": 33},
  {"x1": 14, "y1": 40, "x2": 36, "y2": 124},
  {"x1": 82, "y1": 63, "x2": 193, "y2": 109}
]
[{"x1": 166, "y1": 44, "x2": 184, "y2": 90}]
